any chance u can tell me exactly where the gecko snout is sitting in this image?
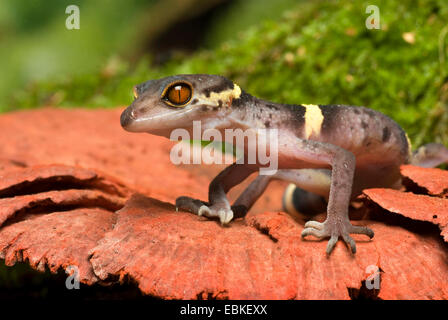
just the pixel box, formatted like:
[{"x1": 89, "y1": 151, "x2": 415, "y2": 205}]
[{"x1": 120, "y1": 107, "x2": 135, "y2": 129}]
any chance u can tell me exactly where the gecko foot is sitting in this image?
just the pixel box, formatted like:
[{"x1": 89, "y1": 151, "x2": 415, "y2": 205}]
[
  {"x1": 301, "y1": 219, "x2": 374, "y2": 255},
  {"x1": 175, "y1": 196, "x2": 234, "y2": 225},
  {"x1": 198, "y1": 205, "x2": 233, "y2": 225}
]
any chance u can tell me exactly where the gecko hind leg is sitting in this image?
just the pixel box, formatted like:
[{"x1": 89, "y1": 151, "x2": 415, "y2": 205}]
[
  {"x1": 279, "y1": 138, "x2": 374, "y2": 255},
  {"x1": 230, "y1": 169, "x2": 371, "y2": 253}
]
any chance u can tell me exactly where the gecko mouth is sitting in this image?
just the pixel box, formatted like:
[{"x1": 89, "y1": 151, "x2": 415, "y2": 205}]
[{"x1": 120, "y1": 104, "x2": 197, "y2": 134}]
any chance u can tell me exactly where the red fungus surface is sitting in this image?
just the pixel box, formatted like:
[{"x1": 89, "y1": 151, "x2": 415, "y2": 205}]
[
  {"x1": 363, "y1": 189, "x2": 448, "y2": 242},
  {"x1": 0, "y1": 107, "x2": 447, "y2": 299},
  {"x1": 400, "y1": 165, "x2": 448, "y2": 197}
]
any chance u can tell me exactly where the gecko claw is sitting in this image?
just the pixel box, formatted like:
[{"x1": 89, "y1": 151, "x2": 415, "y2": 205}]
[
  {"x1": 198, "y1": 205, "x2": 233, "y2": 225},
  {"x1": 304, "y1": 221, "x2": 324, "y2": 230},
  {"x1": 197, "y1": 205, "x2": 209, "y2": 217}
]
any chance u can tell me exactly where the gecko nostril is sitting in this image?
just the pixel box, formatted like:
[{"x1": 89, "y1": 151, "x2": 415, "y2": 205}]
[{"x1": 128, "y1": 107, "x2": 150, "y2": 120}]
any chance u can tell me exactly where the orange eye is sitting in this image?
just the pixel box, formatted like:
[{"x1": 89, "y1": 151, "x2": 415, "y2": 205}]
[{"x1": 162, "y1": 82, "x2": 192, "y2": 107}]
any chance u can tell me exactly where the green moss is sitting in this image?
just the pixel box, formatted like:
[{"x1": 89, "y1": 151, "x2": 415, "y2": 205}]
[{"x1": 7, "y1": 0, "x2": 448, "y2": 146}]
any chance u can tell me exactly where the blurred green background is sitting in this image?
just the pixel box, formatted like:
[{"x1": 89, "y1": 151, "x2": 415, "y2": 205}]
[
  {"x1": 0, "y1": 0, "x2": 448, "y2": 298},
  {"x1": 1, "y1": 0, "x2": 447, "y2": 146}
]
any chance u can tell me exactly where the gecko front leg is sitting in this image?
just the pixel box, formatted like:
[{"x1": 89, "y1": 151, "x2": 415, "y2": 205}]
[
  {"x1": 281, "y1": 138, "x2": 374, "y2": 254},
  {"x1": 176, "y1": 163, "x2": 256, "y2": 225}
]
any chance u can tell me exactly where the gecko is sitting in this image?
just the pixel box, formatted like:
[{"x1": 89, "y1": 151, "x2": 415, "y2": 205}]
[{"x1": 120, "y1": 74, "x2": 448, "y2": 255}]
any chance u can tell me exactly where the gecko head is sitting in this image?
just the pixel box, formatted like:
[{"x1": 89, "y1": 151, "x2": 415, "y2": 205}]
[{"x1": 120, "y1": 74, "x2": 242, "y2": 137}]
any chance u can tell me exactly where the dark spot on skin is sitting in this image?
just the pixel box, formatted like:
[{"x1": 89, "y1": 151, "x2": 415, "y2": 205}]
[
  {"x1": 382, "y1": 126, "x2": 391, "y2": 142},
  {"x1": 283, "y1": 104, "x2": 306, "y2": 129},
  {"x1": 319, "y1": 105, "x2": 341, "y2": 136},
  {"x1": 361, "y1": 121, "x2": 368, "y2": 129},
  {"x1": 191, "y1": 98, "x2": 198, "y2": 105},
  {"x1": 202, "y1": 78, "x2": 234, "y2": 98},
  {"x1": 264, "y1": 120, "x2": 271, "y2": 128},
  {"x1": 433, "y1": 215, "x2": 438, "y2": 219},
  {"x1": 232, "y1": 90, "x2": 253, "y2": 108},
  {"x1": 363, "y1": 108, "x2": 377, "y2": 118},
  {"x1": 201, "y1": 105, "x2": 209, "y2": 112},
  {"x1": 266, "y1": 104, "x2": 280, "y2": 111}
]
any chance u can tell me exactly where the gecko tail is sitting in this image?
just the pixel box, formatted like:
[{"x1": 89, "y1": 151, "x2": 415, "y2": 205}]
[{"x1": 410, "y1": 143, "x2": 448, "y2": 168}]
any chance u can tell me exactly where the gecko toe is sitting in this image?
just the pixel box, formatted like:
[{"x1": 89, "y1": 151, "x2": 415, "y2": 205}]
[
  {"x1": 218, "y1": 209, "x2": 234, "y2": 225},
  {"x1": 304, "y1": 221, "x2": 324, "y2": 230},
  {"x1": 178, "y1": 199, "x2": 234, "y2": 225},
  {"x1": 341, "y1": 233, "x2": 356, "y2": 253},
  {"x1": 326, "y1": 235, "x2": 339, "y2": 255},
  {"x1": 349, "y1": 225, "x2": 374, "y2": 238},
  {"x1": 198, "y1": 205, "x2": 211, "y2": 217},
  {"x1": 301, "y1": 227, "x2": 326, "y2": 238},
  {"x1": 176, "y1": 196, "x2": 208, "y2": 215}
]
